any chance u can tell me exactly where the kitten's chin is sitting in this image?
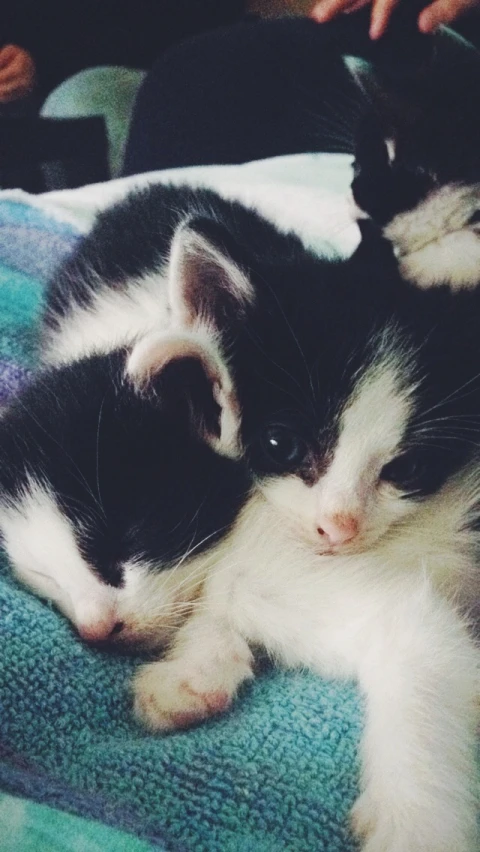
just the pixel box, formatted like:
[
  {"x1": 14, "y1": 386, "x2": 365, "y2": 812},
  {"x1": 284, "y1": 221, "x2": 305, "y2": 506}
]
[{"x1": 313, "y1": 539, "x2": 370, "y2": 557}]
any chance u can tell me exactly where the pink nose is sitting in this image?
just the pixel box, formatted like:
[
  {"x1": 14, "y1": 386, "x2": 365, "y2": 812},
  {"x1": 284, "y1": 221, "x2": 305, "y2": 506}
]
[
  {"x1": 77, "y1": 618, "x2": 124, "y2": 643},
  {"x1": 317, "y1": 513, "x2": 359, "y2": 547}
]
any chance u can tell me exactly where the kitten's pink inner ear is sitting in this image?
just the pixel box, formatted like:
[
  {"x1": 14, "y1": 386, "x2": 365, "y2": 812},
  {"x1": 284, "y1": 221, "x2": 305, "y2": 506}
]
[
  {"x1": 167, "y1": 221, "x2": 254, "y2": 329},
  {"x1": 126, "y1": 331, "x2": 241, "y2": 458},
  {"x1": 127, "y1": 332, "x2": 215, "y2": 389}
]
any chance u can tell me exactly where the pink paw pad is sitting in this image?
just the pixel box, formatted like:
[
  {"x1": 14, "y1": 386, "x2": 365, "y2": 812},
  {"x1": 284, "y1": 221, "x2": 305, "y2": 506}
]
[
  {"x1": 170, "y1": 684, "x2": 231, "y2": 728},
  {"x1": 203, "y1": 690, "x2": 231, "y2": 714}
]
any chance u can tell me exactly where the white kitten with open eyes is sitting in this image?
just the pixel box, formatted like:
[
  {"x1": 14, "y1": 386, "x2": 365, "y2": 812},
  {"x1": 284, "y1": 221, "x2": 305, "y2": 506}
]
[
  {"x1": 129, "y1": 259, "x2": 480, "y2": 851},
  {"x1": 133, "y1": 440, "x2": 480, "y2": 852}
]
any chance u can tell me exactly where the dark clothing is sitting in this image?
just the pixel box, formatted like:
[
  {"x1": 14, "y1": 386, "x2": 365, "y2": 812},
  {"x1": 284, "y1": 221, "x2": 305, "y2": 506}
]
[
  {"x1": 122, "y1": 10, "x2": 480, "y2": 178},
  {"x1": 123, "y1": 12, "x2": 411, "y2": 176},
  {"x1": 123, "y1": 16, "x2": 365, "y2": 175},
  {"x1": 1, "y1": 0, "x2": 246, "y2": 97}
]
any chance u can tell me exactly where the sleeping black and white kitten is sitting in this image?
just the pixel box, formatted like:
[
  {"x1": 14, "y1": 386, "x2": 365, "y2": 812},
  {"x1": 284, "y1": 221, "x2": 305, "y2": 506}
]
[
  {"x1": 348, "y1": 24, "x2": 480, "y2": 289},
  {"x1": 3, "y1": 194, "x2": 480, "y2": 849},
  {"x1": 0, "y1": 348, "x2": 250, "y2": 644}
]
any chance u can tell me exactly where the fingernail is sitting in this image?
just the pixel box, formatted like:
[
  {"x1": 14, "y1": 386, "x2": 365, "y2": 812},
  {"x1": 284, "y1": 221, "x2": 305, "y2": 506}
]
[
  {"x1": 310, "y1": 9, "x2": 328, "y2": 21},
  {"x1": 418, "y1": 15, "x2": 433, "y2": 33}
]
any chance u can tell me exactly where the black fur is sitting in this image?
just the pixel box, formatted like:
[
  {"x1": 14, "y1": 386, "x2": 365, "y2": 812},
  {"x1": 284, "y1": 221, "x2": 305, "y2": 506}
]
[
  {"x1": 44, "y1": 184, "x2": 306, "y2": 332},
  {"x1": 41, "y1": 181, "x2": 480, "y2": 529},
  {"x1": 197, "y1": 221, "x2": 480, "y2": 500},
  {"x1": 350, "y1": 25, "x2": 480, "y2": 223},
  {"x1": 0, "y1": 351, "x2": 251, "y2": 586}
]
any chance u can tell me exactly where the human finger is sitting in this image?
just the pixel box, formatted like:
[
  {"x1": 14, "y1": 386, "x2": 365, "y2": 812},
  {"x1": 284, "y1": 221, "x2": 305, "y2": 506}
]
[
  {"x1": 369, "y1": 0, "x2": 401, "y2": 38},
  {"x1": 0, "y1": 47, "x2": 35, "y2": 85},
  {"x1": 0, "y1": 44, "x2": 19, "y2": 72},
  {"x1": 0, "y1": 80, "x2": 32, "y2": 102},
  {"x1": 418, "y1": 0, "x2": 474, "y2": 32},
  {"x1": 0, "y1": 53, "x2": 36, "y2": 102},
  {"x1": 309, "y1": 0, "x2": 370, "y2": 23},
  {"x1": 0, "y1": 56, "x2": 26, "y2": 85}
]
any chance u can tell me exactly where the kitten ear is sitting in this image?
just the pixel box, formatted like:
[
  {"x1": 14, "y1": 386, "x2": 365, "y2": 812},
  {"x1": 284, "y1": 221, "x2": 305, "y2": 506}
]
[
  {"x1": 167, "y1": 217, "x2": 254, "y2": 333},
  {"x1": 126, "y1": 331, "x2": 241, "y2": 457}
]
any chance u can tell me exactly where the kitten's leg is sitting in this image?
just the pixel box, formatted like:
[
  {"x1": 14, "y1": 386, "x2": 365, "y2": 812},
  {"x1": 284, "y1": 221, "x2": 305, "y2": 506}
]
[
  {"x1": 350, "y1": 582, "x2": 479, "y2": 852},
  {"x1": 133, "y1": 610, "x2": 254, "y2": 731}
]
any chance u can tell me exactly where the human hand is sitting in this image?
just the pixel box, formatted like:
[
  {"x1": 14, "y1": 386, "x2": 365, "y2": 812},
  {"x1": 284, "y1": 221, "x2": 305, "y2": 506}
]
[
  {"x1": 416, "y1": 0, "x2": 480, "y2": 32},
  {"x1": 309, "y1": 0, "x2": 480, "y2": 38},
  {"x1": 0, "y1": 44, "x2": 36, "y2": 103}
]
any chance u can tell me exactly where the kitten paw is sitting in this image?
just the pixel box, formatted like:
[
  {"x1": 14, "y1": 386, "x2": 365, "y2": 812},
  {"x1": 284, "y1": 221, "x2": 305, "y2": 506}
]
[
  {"x1": 351, "y1": 790, "x2": 476, "y2": 852},
  {"x1": 352, "y1": 792, "x2": 423, "y2": 852},
  {"x1": 351, "y1": 792, "x2": 377, "y2": 842},
  {"x1": 133, "y1": 655, "x2": 252, "y2": 731}
]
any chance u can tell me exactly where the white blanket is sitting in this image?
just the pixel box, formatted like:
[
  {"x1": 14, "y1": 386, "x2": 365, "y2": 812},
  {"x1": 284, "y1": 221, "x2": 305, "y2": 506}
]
[{"x1": 1, "y1": 152, "x2": 359, "y2": 258}]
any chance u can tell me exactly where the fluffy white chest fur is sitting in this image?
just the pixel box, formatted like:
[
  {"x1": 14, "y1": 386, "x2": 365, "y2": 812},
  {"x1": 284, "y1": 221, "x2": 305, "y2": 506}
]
[{"x1": 135, "y1": 487, "x2": 480, "y2": 852}]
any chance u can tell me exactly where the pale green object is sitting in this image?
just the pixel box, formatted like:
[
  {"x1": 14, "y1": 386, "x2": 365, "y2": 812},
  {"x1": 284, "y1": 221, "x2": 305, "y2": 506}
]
[
  {"x1": 0, "y1": 793, "x2": 154, "y2": 852},
  {"x1": 41, "y1": 66, "x2": 146, "y2": 177}
]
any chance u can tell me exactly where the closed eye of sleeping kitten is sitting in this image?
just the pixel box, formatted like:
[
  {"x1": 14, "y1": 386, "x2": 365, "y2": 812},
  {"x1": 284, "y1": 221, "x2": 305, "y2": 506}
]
[
  {"x1": 347, "y1": 22, "x2": 480, "y2": 290},
  {"x1": 0, "y1": 345, "x2": 250, "y2": 645},
  {"x1": 12, "y1": 181, "x2": 356, "y2": 633}
]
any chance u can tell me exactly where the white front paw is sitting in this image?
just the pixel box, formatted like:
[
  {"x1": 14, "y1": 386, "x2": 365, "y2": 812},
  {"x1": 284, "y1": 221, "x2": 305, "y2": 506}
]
[
  {"x1": 351, "y1": 791, "x2": 377, "y2": 845},
  {"x1": 351, "y1": 789, "x2": 477, "y2": 852},
  {"x1": 133, "y1": 655, "x2": 252, "y2": 731},
  {"x1": 351, "y1": 791, "x2": 404, "y2": 852},
  {"x1": 352, "y1": 792, "x2": 421, "y2": 852}
]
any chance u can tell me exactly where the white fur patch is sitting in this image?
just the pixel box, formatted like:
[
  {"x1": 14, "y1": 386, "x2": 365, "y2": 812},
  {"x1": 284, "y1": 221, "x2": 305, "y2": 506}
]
[
  {"x1": 43, "y1": 268, "x2": 170, "y2": 366},
  {"x1": 134, "y1": 485, "x2": 480, "y2": 849},
  {"x1": 384, "y1": 183, "x2": 480, "y2": 290},
  {"x1": 261, "y1": 337, "x2": 418, "y2": 552},
  {"x1": 113, "y1": 554, "x2": 210, "y2": 649},
  {"x1": 0, "y1": 480, "x2": 210, "y2": 646},
  {"x1": 0, "y1": 482, "x2": 117, "y2": 639}
]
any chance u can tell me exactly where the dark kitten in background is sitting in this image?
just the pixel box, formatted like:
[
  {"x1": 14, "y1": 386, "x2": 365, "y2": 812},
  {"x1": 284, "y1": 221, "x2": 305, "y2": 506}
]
[{"x1": 348, "y1": 10, "x2": 480, "y2": 289}]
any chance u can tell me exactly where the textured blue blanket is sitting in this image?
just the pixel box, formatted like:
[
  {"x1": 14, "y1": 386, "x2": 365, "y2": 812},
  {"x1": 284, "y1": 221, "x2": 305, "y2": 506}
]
[{"x1": 0, "y1": 196, "x2": 364, "y2": 851}]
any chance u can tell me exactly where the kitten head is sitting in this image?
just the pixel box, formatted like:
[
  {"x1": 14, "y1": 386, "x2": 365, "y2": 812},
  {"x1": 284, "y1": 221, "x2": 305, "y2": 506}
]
[
  {"x1": 349, "y1": 29, "x2": 480, "y2": 289},
  {"x1": 166, "y1": 216, "x2": 480, "y2": 555},
  {"x1": 244, "y1": 287, "x2": 480, "y2": 553},
  {"x1": 0, "y1": 343, "x2": 249, "y2": 647}
]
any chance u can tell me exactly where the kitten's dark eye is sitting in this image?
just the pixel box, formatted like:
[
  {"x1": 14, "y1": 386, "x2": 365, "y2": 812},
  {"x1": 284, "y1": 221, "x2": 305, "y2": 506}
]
[
  {"x1": 467, "y1": 210, "x2": 480, "y2": 227},
  {"x1": 261, "y1": 426, "x2": 307, "y2": 469},
  {"x1": 380, "y1": 452, "x2": 424, "y2": 488}
]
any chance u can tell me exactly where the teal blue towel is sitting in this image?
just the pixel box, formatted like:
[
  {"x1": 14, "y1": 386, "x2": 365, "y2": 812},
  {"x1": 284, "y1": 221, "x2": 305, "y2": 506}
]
[{"x1": 0, "y1": 198, "x2": 364, "y2": 851}]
